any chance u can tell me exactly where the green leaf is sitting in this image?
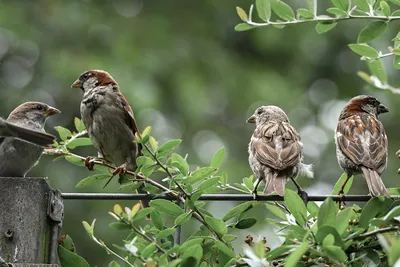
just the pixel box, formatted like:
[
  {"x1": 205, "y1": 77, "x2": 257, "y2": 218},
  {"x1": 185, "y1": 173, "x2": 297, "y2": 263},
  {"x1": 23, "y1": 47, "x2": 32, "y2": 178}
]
[
  {"x1": 331, "y1": 0, "x2": 349, "y2": 11},
  {"x1": 307, "y1": 0, "x2": 317, "y2": 15},
  {"x1": 272, "y1": 0, "x2": 295, "y2": 21},
  {"x1": 179, "y1": 238, "x2": 204, "y2": 253},
  {"x1": 211, "y1": 147, "x2": 225, "y2": 169},
  {"x1": 388, "y1": 0, "x2": 400, "y2": 5},
  {"x1": 58, "y1": 245, "x2": 90, "y2": 267},
  {"x1": 285, "y1": 242, "x2": 308, "y2": 267},
  {"x1": 74, "y1": 117, "x2": 86, "y2": 132},
  {"x1": 315, "y1": 22, "x2": 337, "y2": 34},
  {"x1": 380, "y1": 1, "x2": 391, "y2": 17},
  {"x1": 67, "y1": 138, "x2": 92, "y2": 149},
  {"x1": 139, "y1": 126, "x2": 152, "y2": 144},
  {"x1": 54, "y1": 126, "x2": 72, "y2": 141},
  {"x1": 336, "y1": 208, "x2": 354, "y2": 235},
  {"x1": 332, "y1": 173, "x2": 353, "y2": 195},
  {"x1": 196, "y1": 177, "x2": 220, "y2": 192},
  {"x1": 355, "y1": 0, "x2": 370, "y2": 11},
  {"x1": 156, "y1": 228, "x2": 176, "y2": 240},
  {"x1": 108, "y1": 261, "x2": 121, "y2": 267},
  {"x1": 141, "y1": 242, "x2": 157, "y2": 259},
  {"x1": 223, "y1": 201, "x2": 257, "y2": 221},
  {"x1": 297, "y1": 8, "x2": 314, "y2": 19},
  {"x1": 204, "y1": 216, "x2": 228, "y2": 235},
  {"x1": 150, "y1": 199, "x2": 184, "y2": 217},
  {"x1": 182, "y1": 244, "x2": 202, "y2": 266},
  {"x1": 82, "y1": 220, "x2": 94, "y2": 238},
  {"x1": 322, "y1": 234, "x2": 335, "y2": 247},
  {"x1": 318, "y1": 197, "x2": 338, "y2": 228},
  {"x1": 359, "y1": 197, "x2": 388, "y2": 228},
  {"x1": 129, "y1": 203, "x2": 141, "y2": 220},
  {"x1": 156, "y1": 139, "x2": 182, "y2": 158},
  {"x1": 266, "y1": 203, "x2": 287, "y2": 220},
  {"x1": 357, "y1": 21, "x2": 388, "y2": 43},
  {"x1": 185, "y1": 167, "x2": 218, "y2": 184},
  {"x1": 75, "y1": 173, "x2": 111, "y2": 188},
  {"x1": 348, "y1": 43, "x2": 379, "y2": 58},
  {"x1": 327, "y1": 7, "x2": 348, "y2": 17},
  {"x1": 170, "y1": 153, "x2": 189, "y2": 175},
  {"x1": 267, "y1": 245, "x2": 292, "y2": 260},
  {"x1": 315, "y1": 226, "x2": 345, "y2": 248},
  {"x1": 256, "y1": 0, "x2": 271, "y2": 21},
  {"x1": 234, "y1": 23, "x2": 255, "y2": 32},
  {"x1": 323, "y1": 245, "x2": 347, "y2": 262},
  {"x1": 367, "y1": 59, "x2": 387, "y2": 83},
  {"x1": 151, "y1": 210, "x2": 164, "y2": 230},
  {"x1": 65, "y1": 156, "x2": 84, "y2": 166},
  {"x1": 215, "y1": 241, "x2": 235, "y2": 258},
  {"x1": 236, "y1": 7, "x2": 248, "y2": 22},
  {"x1": 307, "y1": 201, "x2": 319, "y2": 217},
  {"x1": 175, "y1": 212, "x2": 192, "y2": 225},
  {"x1": 235, "y1": 218, "x2": 257, "y2": 229},
  {"x1": 394, "y1": 55, "x2": 400, "y2": 70},
  {"x1": 284, "y1": 189, "x2": 307, "y2": 226},
  {"x1": 389, "y1": 240, "x2": 400, "y2": 265}
]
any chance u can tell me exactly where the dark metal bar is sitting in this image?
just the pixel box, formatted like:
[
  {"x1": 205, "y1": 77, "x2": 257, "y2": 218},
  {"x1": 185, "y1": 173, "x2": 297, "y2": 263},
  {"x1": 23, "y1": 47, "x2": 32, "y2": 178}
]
[
  {"x1": 61, "y1": 193, "x2": 400, "y2": 202},
  {"x1": 48, "y1": 224, "x2": 59, "y2": 264}
]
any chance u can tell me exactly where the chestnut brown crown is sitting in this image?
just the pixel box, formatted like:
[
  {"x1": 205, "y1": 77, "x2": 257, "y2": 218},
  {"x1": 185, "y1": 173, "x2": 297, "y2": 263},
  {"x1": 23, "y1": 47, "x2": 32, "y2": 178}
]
[
  {"x1": 71, "y1": 70, "x2": 118, "y2": 90},
  {"x1": 339, "y1": 95, "x2": 389, "y2": 120}
]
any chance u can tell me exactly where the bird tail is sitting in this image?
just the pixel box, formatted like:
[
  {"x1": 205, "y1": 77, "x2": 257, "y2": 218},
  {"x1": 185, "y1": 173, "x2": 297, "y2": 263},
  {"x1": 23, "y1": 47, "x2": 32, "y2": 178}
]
[
  {"x1": 1, "y1": 119, "x2": 55, "y2": 147},
  {"x1": 264, "y1": 171, "x2": 286, "y2": 197},
  {"x1": 360, "y1": 167, "x2": 390, "y2": 197}
]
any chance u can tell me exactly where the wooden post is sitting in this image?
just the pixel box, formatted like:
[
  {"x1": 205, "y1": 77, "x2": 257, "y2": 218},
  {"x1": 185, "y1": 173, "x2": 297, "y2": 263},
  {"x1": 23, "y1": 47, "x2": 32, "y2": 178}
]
[{"x1": 0, "y1": 177, "x2": 62, "y2": 266}]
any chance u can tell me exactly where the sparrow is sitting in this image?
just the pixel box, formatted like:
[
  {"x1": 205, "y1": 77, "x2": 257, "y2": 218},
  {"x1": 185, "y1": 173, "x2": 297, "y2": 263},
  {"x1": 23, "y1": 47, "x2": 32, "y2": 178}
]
[
  {"x1": 0, "y1": 102, "x2": 60, "y2": 177},
  {"x1": 335, "y1": 95, "x2": 390, "y2": 197},
  {"x1": 71, "y1": 70, "x2": 142, "y2": 186},
  {"x1": 247, "y1": 105, "x2": 314, "y2": 197}
]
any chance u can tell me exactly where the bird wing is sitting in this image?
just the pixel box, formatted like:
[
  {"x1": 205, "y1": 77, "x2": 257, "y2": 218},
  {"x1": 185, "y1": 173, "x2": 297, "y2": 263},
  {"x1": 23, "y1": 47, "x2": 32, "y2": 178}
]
[
  {"x1": 250, "y1": 121, "x2": 302, "y2": 171},
  {"x1": 336, "y1": 114, "x2": 387, "y2": 170},
  {"x1": 118, "y1": 91, "x2": 142, "y2": 154}
]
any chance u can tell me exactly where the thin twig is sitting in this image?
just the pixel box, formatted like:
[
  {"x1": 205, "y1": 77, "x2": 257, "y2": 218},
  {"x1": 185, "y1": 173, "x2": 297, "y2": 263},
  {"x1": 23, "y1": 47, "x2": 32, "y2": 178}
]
[{"x1": 347, "y1": 226, "x2": 400, "y2": 241}]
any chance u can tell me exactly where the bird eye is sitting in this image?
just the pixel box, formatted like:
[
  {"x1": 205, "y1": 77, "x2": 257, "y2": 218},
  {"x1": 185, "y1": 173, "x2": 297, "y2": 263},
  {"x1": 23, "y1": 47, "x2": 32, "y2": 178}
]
[
  {"x1": 83, "y1": 73, "x2": 90, "y2": 79},
  {"x1": 257, "y1": 109, "x2": 263, "y2": 115},
  {"x1": 36, "y1": 105, "x2": 43, "y2": 111}
]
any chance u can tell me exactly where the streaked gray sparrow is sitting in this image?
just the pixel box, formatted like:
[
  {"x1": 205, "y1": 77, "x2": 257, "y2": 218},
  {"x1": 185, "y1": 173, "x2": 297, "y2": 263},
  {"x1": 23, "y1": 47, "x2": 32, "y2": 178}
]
[
  {"x1": 0, "y1": 102, "x2": 60, "y2": 177},
  {"x1": 71, "y1": 70, "x2": 142, "y2": 185},
  {"x1": 247, "y1": 106, "x2": 313, "y2": 197},
  {"x1": 335, "y1": 95, "x2": 390, "y2": 197}
]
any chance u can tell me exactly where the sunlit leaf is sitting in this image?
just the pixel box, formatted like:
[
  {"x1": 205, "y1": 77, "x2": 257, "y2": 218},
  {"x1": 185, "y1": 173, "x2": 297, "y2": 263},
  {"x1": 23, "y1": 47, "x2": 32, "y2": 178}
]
[
  {"x1": 297, "y1": 8, "x2": 314, "y2": 19},
  {"x1": 272, "y1": 0, "x2": 295, "y2": 21},
  {"x1": 381, "y1": 1, "x2": 391, "y2": 17},
  {"x1": 235, "y1": 23, "x2": 255, "y2": 32},
  {"x1": 256, "y1": 0, "x2": 271, "y2": 21},
  {"x1": 67, "y1": 137, "x2": 92, "y2": 149},
  {"x1": 55, "y1": 126, "x2": 72, "y2": 141},
  {"x1": 348, "y1": 43, "x2": 379, "y2": 58},
  {"x1": 157, "y1": 139, "x2": 182, "y2": 158},
  {"x1": 205, "y1": 216, "x2": 228, "y2": 235},
  {"x1": 210, "y1": 147, "x2": 225, "y2": 169},
  {"x1": 367, "y1": 59, "x2": 387, "y2": 83},
  {"x1": 74, "y1": 117, "x2": 86, "y2": 132},
  {"x1": 236, "y1": 7, "x2": 248, "y2": 22}
]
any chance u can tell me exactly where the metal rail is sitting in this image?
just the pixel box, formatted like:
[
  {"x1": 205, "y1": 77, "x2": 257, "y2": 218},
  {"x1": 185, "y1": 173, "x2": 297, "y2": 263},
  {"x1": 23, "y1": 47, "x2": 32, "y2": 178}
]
[{"x1": 61, "y1": 193, "x2": 400, "y2": 201}]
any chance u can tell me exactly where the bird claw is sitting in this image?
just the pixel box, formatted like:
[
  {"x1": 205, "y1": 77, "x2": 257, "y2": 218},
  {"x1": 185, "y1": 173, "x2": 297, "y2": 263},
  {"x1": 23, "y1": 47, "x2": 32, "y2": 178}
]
[
  {"x1": 84, "y1": 156, "x2": 95, "y2": 171},
  {"x1": 297, "y1": 189, "x2": 308, "y2": 204},
  {"x1": 113, "y1": 163, "x2": 128, "y2": 184},
  {"x1": 252, "y1": 190, "x2": 259, "y2": 200},
  {"x1": 337, "y1": 190, "x2": 347, "y2": 207}
]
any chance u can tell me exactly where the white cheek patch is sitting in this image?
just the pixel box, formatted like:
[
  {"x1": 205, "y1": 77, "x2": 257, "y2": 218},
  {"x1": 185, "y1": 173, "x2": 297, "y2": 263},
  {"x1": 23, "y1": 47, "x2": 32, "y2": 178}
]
[{"x1": 335, "y1": 132, "x2": 343, "y2": 138}]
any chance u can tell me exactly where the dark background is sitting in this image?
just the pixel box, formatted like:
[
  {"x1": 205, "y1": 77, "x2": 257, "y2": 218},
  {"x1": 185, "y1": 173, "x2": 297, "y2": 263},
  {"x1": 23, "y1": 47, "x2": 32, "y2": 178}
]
[{"x1": 0, "y1": 0, "x2": 399, "y2": 265}]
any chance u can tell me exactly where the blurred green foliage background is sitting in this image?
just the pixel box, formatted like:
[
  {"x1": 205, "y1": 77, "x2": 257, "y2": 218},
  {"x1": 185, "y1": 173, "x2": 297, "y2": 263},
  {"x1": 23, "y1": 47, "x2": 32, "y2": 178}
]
[{"x1": 0, "y1": 0, "x2": 399, "y2": 265}]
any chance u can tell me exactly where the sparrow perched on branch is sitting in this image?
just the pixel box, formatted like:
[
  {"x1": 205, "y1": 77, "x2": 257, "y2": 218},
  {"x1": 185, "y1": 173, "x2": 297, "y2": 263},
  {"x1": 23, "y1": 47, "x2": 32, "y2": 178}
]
[
  {"x1": 71, "y1": 70, "x2": 142, "y2": 186},
  {"x1": 247, "y1": 106, "x2": 314, "y2": 197},
  {"x1": 0, "y1": 102, "x2": 60, "y2": 177},
  {"x1": 335, "y1": 95, "x2": 390, "y2": 197}
]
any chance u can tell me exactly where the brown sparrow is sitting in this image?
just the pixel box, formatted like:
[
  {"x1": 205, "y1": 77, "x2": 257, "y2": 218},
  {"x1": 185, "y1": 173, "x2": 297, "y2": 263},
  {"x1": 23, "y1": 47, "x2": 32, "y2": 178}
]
[
  {"x1": 71, "y1": 70, "x2": 142, "y2": 185},
  {"x1": 0, "y1": 102, "x2": 60, "y2": 177},
  {"x1": 335, "y1": 95, "x2": 390, "y2": 197},
  {"x1": 247, "y1": 106, "x2": 313, "y2": 197}
]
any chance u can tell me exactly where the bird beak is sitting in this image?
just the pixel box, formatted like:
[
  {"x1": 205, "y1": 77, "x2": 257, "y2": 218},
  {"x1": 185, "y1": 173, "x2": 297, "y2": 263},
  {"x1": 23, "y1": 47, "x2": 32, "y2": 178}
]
[
  {"x1": 378, "y1": 104, "x2": 389, "y2": 114},
  {"x1": 246, "y1": 115, "x2": 256, "y2": 123},
  {"x1": 71, "y1": 79, "x2": 82, "y2": 88},
  {"x1": 45, "y1": 106, "x2": 61, "y2": 117}
]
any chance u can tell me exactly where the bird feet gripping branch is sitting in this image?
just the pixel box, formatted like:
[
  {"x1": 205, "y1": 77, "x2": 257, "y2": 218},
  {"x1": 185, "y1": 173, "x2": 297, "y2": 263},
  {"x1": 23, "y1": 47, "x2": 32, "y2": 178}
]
[{"x1": 103, "y1": 163, "x2": 128, "y2": 188}]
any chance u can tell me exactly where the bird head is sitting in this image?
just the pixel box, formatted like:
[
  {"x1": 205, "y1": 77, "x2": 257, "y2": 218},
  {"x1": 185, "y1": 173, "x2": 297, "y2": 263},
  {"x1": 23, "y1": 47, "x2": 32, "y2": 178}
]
[
  {"x1": 247, "y1": 105, "x2": 289, "y2": 126},
  {"x1": 71, "y1": 70, "x2": 118, "y2": 92},
  {"x1": 8, "y1": 102, "x2": 61, "y2": 127},
  {"x1": 340, "y1": 95, "x2": 389, "y2": 119}
]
